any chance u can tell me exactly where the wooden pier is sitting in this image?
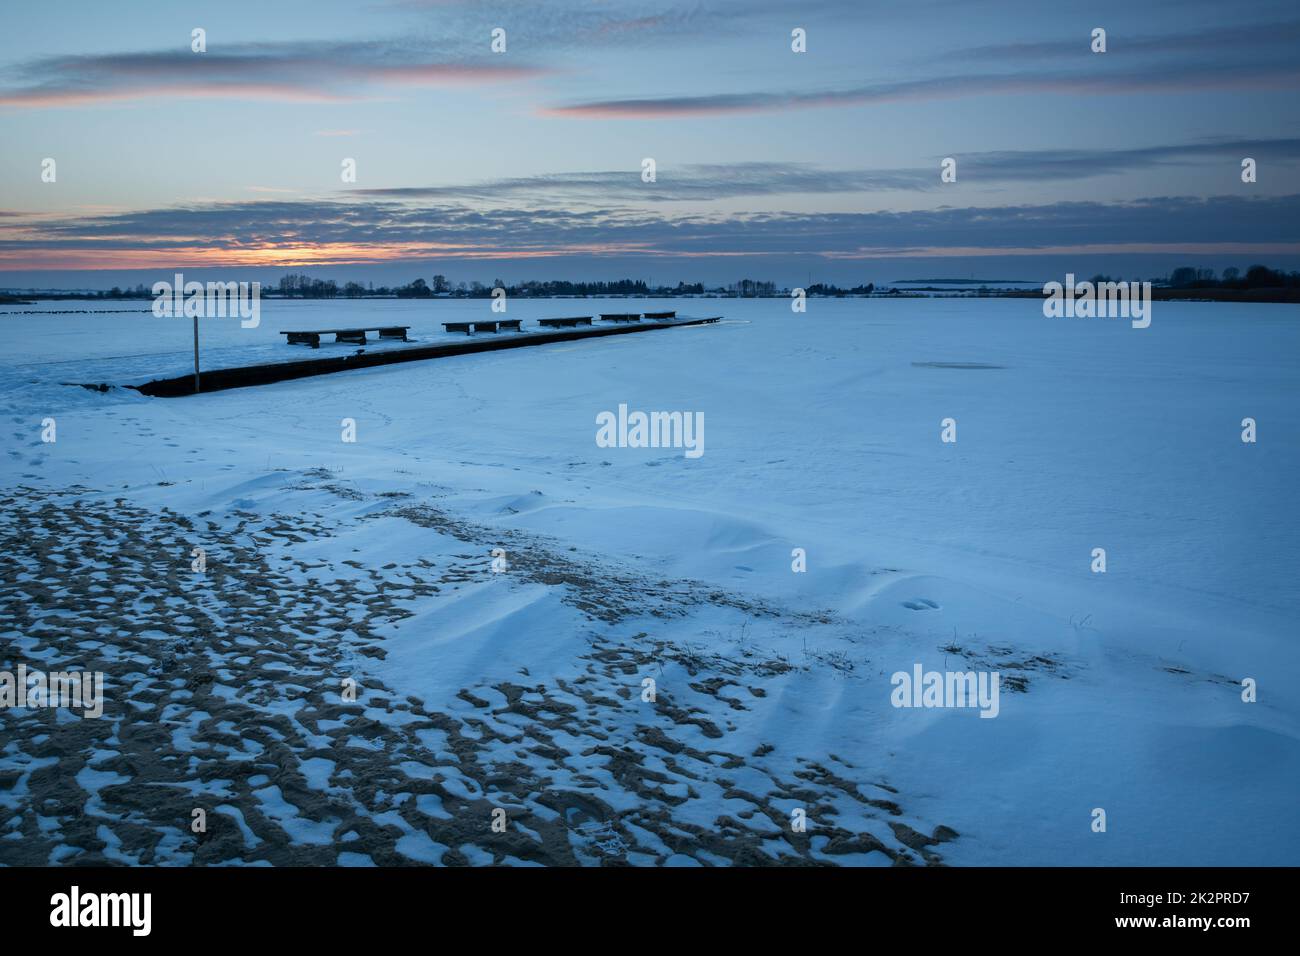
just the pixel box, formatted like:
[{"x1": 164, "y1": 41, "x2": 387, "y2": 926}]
[{"x1": 133, "y1": 315, "x2": 721, "y2": 397}]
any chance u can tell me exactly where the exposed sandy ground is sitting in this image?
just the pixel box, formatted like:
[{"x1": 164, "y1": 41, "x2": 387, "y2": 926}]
[{"x1": 0, "y1": 480, "x2": 961, "y2": 866}]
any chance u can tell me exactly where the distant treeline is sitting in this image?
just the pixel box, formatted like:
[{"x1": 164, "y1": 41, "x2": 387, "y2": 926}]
[
  {"x1": 805, "y1": 282, "x2": 877, "y2": 296},
  {"x1": 273, "y1": 275, "x2": 879, "y2": 299},
  {"x1": 9, "y1": 265, "x2": 1299, "y2": 300},
  {"x1": 265, "y1": 266, "x2": 1300, "y2": 297},
  {"x1": 1084, "y1": 265, "x2": 1300, "y2": 290},
  {"x1": 11, "y1": 276, "x2": 868, "y2": 300},
  {"x1": 1165, "y1": 265, "x2": 1300, "y2": 290},
  {"x1": 280, "y1": 276, "x2": 714, "y2": 298}
]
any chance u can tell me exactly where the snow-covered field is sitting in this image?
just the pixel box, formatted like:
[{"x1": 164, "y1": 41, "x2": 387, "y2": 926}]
[{"x1": 2, "y1": 296, "x2": 1297, "y2": 866}]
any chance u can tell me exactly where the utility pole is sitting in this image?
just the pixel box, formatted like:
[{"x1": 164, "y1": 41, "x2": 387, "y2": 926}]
[{"x1": 193, "y1": 313, "x2": 200, "y2": 394}]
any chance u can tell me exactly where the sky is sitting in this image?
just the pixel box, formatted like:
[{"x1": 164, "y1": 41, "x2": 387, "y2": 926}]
[{"x1": 0, "y1": 0, "x2": 1298, "y2": 288}]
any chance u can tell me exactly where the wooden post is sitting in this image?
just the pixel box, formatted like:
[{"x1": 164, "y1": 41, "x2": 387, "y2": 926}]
[{"x1": 193, "y1": 313, "x2": 200, "y2": 393}]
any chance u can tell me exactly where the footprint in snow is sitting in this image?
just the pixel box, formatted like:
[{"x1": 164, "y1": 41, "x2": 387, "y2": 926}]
[{"x1": 902, "y1": 598, "x2": 940, "y2": 611}]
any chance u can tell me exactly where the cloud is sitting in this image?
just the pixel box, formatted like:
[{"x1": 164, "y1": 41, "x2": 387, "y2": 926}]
[
  {"x1": 354, "y1": 163, "x2": 933, "y2": 202},
  {"x1": 3, "y1": 193, "x2": 1296, "y2": 270},
  {"x1": 944, "y1": 18, "x2": 1300, "y2": 62},
  {"x1": 350, "y1": 141, "x2": 1300, "y2": 205},
  {"x1": 543, "y1": 58, "x2": 1300, "y2": 118},
  {"x1": 381, "y1": 0, "x2": 804, "y2": 46},
  {"x1": 957, "y1": 138, "x2": 1300, "y2": 182},
  {"x1": 0, "y1": 41, "x2": 548, "y2": 108}
]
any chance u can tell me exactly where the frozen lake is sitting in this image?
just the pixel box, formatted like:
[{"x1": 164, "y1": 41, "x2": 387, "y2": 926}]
[{"x1": 2, "y1": 295, "x2": 1297, "y2": 865}]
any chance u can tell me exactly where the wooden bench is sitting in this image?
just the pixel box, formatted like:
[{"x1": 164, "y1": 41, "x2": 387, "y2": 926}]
[
  {"x1": 537, "y1": 316, "x2": 593, "y2": 328},
  {"x1": 599, "y1": 313, "x2": 641, "y2": 322},
  {"x1": 280, "y1": 326, "x2": 409, "y2": 348},
  {"x1": 442, "y1": 319, "x2": 524, "y2": 335},
  {"x1": 643, "y1": 311, "x2": 676, "y2": 319}
]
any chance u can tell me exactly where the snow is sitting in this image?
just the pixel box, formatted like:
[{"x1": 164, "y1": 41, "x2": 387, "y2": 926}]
[{"x1": 1, "y1": 295, "x2": 1296, "y2": 865}]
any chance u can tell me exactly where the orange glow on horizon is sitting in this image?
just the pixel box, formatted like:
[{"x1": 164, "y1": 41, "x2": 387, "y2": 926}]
[
  {"x1": 4, "y1": 237, "x2": 1296, "y2": 271},
  {"x1": 0, "y1": 240, "x2": 663, "y2": 271}
]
